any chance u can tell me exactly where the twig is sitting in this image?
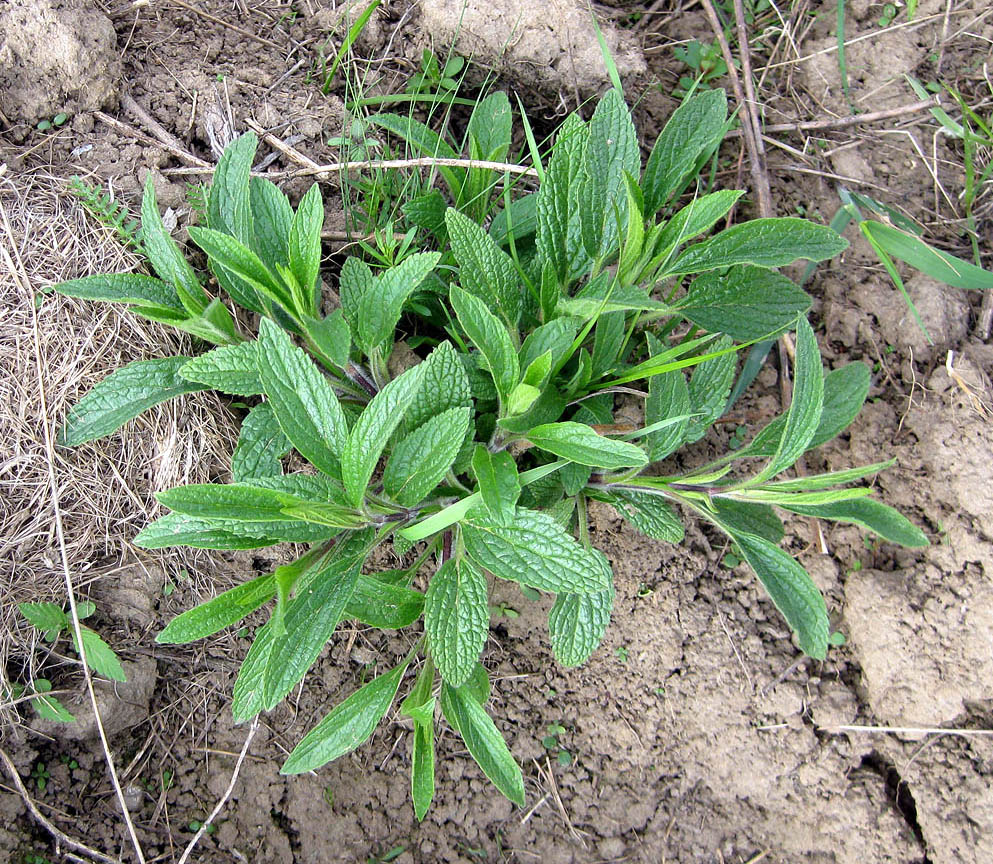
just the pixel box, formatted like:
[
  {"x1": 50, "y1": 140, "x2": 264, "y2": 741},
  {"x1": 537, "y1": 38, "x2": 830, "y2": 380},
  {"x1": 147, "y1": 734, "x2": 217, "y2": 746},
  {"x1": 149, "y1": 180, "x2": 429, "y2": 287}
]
[
  {"x1": 724, "y1": 99, "x2": 937, "y2": 138},
  {"x1": 93, "y1": 111, "x2": 210, "y2": 169},
  {"x1": 244, "y1": 117, "x2": 321, "y2": 171},
  {"x1": 161, "y1": 156, "x2": 540, "y2": 180},
  {"x1": 699, "y1": 0, "x2": 771, "y2": 218},
  {"x1": 0, "y1": 202, "x2": 148, "y2": 864},
  {"x1": 732, "y1": 0, "x2": 773, "y2": 218},
  {"x1": 820, "y1": 724, "x2": 993, "y2": 737},
  {"x1": 120, "y1": 93, "x2": 209, "y2": 167},
  {"x1": 176, "y1": 717, "x2": 260, "y2": 864},
  {"x1": 167, "y1": 0, "x2": 281, "y2": 47},
  {"x1": 0, "y1": 748, "x2": 121, "y2": 864}
]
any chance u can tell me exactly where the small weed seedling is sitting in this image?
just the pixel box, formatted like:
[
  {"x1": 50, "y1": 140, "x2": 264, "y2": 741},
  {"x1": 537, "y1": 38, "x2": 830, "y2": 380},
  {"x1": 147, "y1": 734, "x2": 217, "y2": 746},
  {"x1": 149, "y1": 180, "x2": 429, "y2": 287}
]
[{"x1": 55, "y1": 84, "x2": 927, "y2": 817}]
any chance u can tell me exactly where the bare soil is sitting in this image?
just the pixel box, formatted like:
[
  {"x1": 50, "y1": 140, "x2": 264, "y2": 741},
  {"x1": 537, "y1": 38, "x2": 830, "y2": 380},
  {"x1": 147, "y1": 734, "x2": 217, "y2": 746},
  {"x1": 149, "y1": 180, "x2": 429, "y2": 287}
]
[{"x1": 2, "y1": 1, "x2": 991, "y2": 863}]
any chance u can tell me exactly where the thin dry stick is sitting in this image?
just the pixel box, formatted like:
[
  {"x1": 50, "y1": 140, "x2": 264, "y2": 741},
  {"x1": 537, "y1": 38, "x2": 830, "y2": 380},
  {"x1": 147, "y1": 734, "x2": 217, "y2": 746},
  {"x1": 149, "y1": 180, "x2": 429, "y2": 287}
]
[
  {"x1": 244, "y1": 117, "x2": 321, "y2": 171},
  {"x1": 0, "y1": 748, "x2": 122, "y2": 864},
  {"x1": 175, "y1": 717, "x2": 260, "y2": 864},
  {"x1": 0, "y1": 204, "x2": 148, "y2": 864},
  {"x1": 94, "y1": 111, "x2": 210, "y2": 169},
  {"x1": 120, "y1": 93, "x2": 208, "y2": 167},
  {"x1": 732, "y1": 0, "x2": 773, "y2": 218},
  {"x1": 699, "y1": 0, "x2": 771, "y2": 218},
  {"x1": 821, "y1": 724, "x2": 993, "y2": 737},
  {"x1": 162, "y1": 155, "x2": 540, "y2": 180},
  {"x1": 725, "y1": 98, "x2": 937, "y2": 138}
]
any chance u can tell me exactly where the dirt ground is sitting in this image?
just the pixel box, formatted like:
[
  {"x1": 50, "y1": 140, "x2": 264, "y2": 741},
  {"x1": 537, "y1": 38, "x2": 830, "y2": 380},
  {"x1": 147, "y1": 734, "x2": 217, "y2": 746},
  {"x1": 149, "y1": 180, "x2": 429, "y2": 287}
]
[{"x1": 1, "y1": 0, "x2": 991, "y2": 862}]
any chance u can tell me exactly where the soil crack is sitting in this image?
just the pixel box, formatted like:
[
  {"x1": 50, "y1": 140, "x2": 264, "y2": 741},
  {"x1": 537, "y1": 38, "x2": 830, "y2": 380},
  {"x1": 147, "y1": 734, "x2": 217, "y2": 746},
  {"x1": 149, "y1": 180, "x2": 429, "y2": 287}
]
[{"x1": 860, "y1": 752, "x2": 932, "y2": 863}]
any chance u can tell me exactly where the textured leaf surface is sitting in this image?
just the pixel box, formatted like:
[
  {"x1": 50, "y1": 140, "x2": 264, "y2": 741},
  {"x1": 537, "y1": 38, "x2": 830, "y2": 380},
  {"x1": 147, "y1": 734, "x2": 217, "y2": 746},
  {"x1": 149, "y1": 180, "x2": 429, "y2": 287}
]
[
  {"x1": 281, "y1": 660, "x2": 409, "y2": 774},
  {"x1": 778, "y1": 498, "x2": 928, "y2": 547},
  {"x1": 157, "y1": 573, "x2": 276, "y2": 643},
  {"x1": 526, "y1": 422, "x2": 648, "y2": 469},
  {"x1": 668, "y1": 218, "x2": 848, "y2": 275},
  {"x1": 424, "y1": 559, "x2": 488, "y2": 687},
  {"x1": 441, "y1": 683, "x2": 525, "y2": 806},
  {"x1": 462, "y1": 508, "x2": 612, "y2": 594},
  {"x1": 404, "y1": 341, "x2": 472, "y2": 431},
  {"x1": 189, "y1": 227, "x2": 288, "y2": 307},
  {"x1": 207, "y1": 131, "x2": 255, "y2": 244},
  {"x1": 257, "y1": 318, "x2": 347, "y2": 476},
  {"x1": 449, "y1": 285, "x2": 519, "y2": 401},
  {"x1": 446, "y1": 208, "x2": 521, "y2": 327},
  {"x1": 536, "y1": 113, "x2": 588, "y2": 283},
  {"x1": 344, "y1": 576, "x2": 424, "y2": 629},
  {"x1": 682, "y1": 266, "x2": 811, "y2": 341},
  {"x1": 179, "y1": 341, "x2": 261, "y2": 395},
  {"x1": 685, "y1": 336, "x2": 736, "y2": 442},
  {"x1": 471, "y1": 446, "x2": 520, "y2": 525},
  {"x1": 156, "y1": 483, "x2": 303, "y2": 522},
  {"x1": 549, "y1": 585, "x2": 614, "y2": 667},
  {"x1": 608, "y1": 489, "x2": 684, "y2": 542},
  {"x1": 357, "y1": 252, "x2": 441, "y2": 356},
  {"x1": 134, "y1": 511, "x2": 331, "y2": 549},
  {"x1": 711, "y1": 499, "x2": 784, "y2": 544},
  {"x1": 249, "y1": 176, "x2": 293, "y2": 269},
  {"x1": 383, "y1": 407, "x2": 471, "y2": 506},
  {"x1": 341, "y1": 364, "x2": 424, "y2": 507},
  {"x1": 642, "y1": 89, "x2": 728, "y2": 214},
  {"x1": 729, "y1": 531, "x2": 829, "y2": 659},
  {"x1": 141, "y1": 178, "x2": 206, "y2": 314},
  {"x1": 288, "y1": 183, "x2": 323, "y2": 307},
  {"x1": 59, "y1": 357, "x2": 203, "y2": 446},
  {"x1": 232, "y1": 403, "x2": 291, "y2": 481},
  {"x1": 54, "y1": 273, "x2": 184, "y2": 315},
  {"x1": 75, "y1": 628, "x2": 127, "y2": 681},
  {"x1": 19, "y1": 602, "x2": 68, "y2": 632},
  {"x1": 651, "y1": 190, "x2": 744, "y2": 265}
]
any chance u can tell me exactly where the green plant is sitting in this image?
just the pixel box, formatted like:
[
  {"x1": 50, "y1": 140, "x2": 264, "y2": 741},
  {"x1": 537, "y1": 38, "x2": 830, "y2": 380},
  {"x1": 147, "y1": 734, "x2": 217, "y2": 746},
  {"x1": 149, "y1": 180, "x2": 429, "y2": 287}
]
[
  {"x1": 30, "y1": 761, "x2": 51, "y2": 792},
  {"x1": 69, "y1": 177, "x2": 147, "y2": 256},
  {"x1": 37, "y1": 112, "x2": 69, "y2": 132},
  {"x1": 672, "y1": 40, "x2": 729, "y2": 97},
  {"x1": 53, "y1": 86, "x2": 927, "y2": 817}
]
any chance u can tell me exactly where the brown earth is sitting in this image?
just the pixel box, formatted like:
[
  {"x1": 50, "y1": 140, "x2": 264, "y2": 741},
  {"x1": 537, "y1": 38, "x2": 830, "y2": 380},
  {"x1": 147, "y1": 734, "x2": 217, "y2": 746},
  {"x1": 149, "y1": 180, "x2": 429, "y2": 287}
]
[{"x1": 1, "y1": 1, "x2": 991, "y2": 863}]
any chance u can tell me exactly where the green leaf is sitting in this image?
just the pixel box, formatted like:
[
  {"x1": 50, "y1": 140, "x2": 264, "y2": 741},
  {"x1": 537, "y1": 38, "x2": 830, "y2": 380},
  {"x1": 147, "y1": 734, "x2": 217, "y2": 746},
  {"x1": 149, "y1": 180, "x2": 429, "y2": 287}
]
[
  {"x1": 260, "y1": 557, "x2": 361, "y2": 710},
  {"x1": 743, "y1": 363, "x2": 871, "y2": 459},
  {"x1": 53, "y1": 273, "x2": 185, "y2": 316},
  {"x1": 759, "y1": 459, "x2": 896, "y2": 491},
  {"x1": 405, "y1": 341, "x2": 473, "y2": 431},
  {"x1": 249, "y1": 176, "x2": 293, "y2": 269},
  {"x1": 425, "y1": 558, "x2": 489, "y2": 687},
  {"x1": 724, "y1": 530, "x2": 829, "y2": 659},
  {"x1": 754, "y1": 317, "x2": 823, "y2": 482},
  {"x1": 644, "y1": 334, "x2": 690, "y2": 462},
  {"x1": 648, "y1": 190, "x2": 744, "y2": 267},
  {"x1": 579, "y1": 89, "x2": 640, "y2": 260},
  {"x1": 449, "y1": 285, "x2": 519, "y2": 402},
  {"x1": 135, "y1": 511, "x2": 332, "y2": 549},
  {"x1": 74, "y1": 627, "x2": 127, "y2": 682},
  {"x1": 32, "y1": 691, "x2": 75, "y2": 723},
  {"x1": 141, "y1": 177, "x2": 207, "y2": 314},
  {"x1": 170, "y1": 297, "x2": 240, "y2": 346},
  {"x1": 303, "y1": 310, "x2": 351, "y2": 369},
  {"x1": 246, "y1": 472, "x2": 348, "y2": 503},
  {"x1": 357, "y1": 252, "x2": 441, "y2": 357},
  {"x1": 367, "y1": 113, "x2": 463, "y2": 199},
  {"x1": 711, "y1": 498, "x2": 784, "y2": 544},
  {"x1": 19, "y1": 602, "x2": 68, "y2": 632},
  {"x1": 682, "y1": 266, "x2": 812, "y2": 341},
  {"x1": 462, "y1": 507, "x2": 612, "y2": 594},
  {"x1": 519, "y1": 318, "x2": 579, "y2": 373},
  {"x1": 407, "y1": 694, "x2": 435, "y2": 820},
  {"x1": 257, "y1": 318, "x2": 347, "y2": 476},
  {"x1": 340, "y1": 256, "x2": 375, "y2": 332},
  {"x1": 341, "y1": 363, "x2": 425, "y2": 507},
  {"x1": 471, "y1": 445, "x2": 520, "y2": 525},
  {"x1": 445, "y1": 208, "x2": 521, "y2": 327},
  {"x1": 344, "y1": 576, "x2": 424, "y2": 629},
  {"x1": 281, "y1": 659, "x2": 410, "y2": 774},
  {"x1": 383, "y1": 407, "x2": 471, "y2": 506},
  {"x1": 189, "y1": 226, "x2": 290, "y2": 309},
  {"x1": 440, "y1": 683, "x2": 525, "y2": 807},
  {"x1": 232, "y1": 403, "x2": 291, "y2": 481},
  {"x1": 467, "y1": 90, "x2": 512, "y2": 161},
  {"x1": 536, "y1": 113, "x2": 589, "y2": 284},
  {"x1": 606, "y1": 489, "x2": 684, "y2": 542},
  {"x1": 157, "y1": 573, "x2": 276, "y2": 643},
  {"x1": 59, "y1": 357, "x2": 204, "y2": 446},
  {"x1": 179, "y1": 341, "x2": 261, "y2": 395},
  {"x1": 590, "y1": 311, "x2": 626, "y2": 380},
  {"x1": 642, "y1": 88, "x2": 728, "y2": 214},
  {"x1": 548, "y1": 584, "x2": 614, "y2": 667},
  {"x1": 156, "y1": 482, "x2": 305, "y2": 522},
  {"x1": 667, "y1": 218, "x2": 848, "y2": 275},
  {"x1": 525, "y1": 422, "x2": 648, "y2": 469},
  {"x1": 288, "y1": 184, "x2": 324, "y2": 313},
  {"x1": 207, "y1": 131, "x2": 256, "y2": 245},
  {"x1": 685, "y1": 336, "x2": 736, "y2": 443},
  {"x1": 862, "y1": 220, "x2": 993, "y2": 291},
  {"x1": 777, "y1": 498, "x2": 929, "y2": 547}
]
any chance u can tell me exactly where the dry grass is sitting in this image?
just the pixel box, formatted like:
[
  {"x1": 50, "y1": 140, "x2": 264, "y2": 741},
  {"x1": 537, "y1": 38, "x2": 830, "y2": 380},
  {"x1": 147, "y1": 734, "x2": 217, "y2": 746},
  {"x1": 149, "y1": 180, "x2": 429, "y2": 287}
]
[{"x1": 0, "y1": 164, "x2": 239, "y2": 734}]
